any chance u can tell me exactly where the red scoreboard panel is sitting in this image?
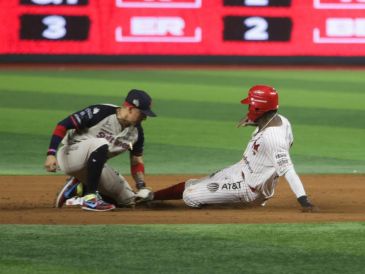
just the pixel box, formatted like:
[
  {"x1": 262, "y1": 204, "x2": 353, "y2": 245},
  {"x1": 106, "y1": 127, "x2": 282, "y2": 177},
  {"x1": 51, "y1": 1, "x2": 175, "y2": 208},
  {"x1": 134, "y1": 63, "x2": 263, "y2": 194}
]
[{"x1": 0, "y1": 0, "x2": 365, "y2": 56}]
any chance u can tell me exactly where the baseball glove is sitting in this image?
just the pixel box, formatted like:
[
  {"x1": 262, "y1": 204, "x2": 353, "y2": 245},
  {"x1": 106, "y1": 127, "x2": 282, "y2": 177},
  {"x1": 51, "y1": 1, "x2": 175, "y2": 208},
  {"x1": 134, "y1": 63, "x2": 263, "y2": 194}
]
[{"x1": 135, "y1": 187, "x2": 154, "y2": 203}]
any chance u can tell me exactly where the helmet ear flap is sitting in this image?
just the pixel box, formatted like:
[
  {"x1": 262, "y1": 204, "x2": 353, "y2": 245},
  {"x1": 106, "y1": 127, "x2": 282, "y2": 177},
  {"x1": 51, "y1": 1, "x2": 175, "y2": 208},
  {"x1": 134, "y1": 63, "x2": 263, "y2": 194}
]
[{"x1": 247, "y1": 104, "x2": 261, "y2": 122}]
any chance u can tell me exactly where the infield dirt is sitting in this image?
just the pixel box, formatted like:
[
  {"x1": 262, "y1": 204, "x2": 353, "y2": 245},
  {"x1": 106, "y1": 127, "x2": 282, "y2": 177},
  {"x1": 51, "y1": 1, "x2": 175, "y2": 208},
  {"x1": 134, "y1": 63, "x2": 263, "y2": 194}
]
[{"x1": 0, "y1": 175, "x2": 364, "y2": 224}]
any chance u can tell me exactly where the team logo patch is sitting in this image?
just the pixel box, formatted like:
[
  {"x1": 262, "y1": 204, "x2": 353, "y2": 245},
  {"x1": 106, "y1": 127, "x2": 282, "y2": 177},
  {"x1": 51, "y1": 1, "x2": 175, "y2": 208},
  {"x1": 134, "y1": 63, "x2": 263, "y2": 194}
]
[
  {"x1": 221, "y1": 182, "x2": 242, "y2": 190},
  {"x1": 275, "y1": 152, "x2": 290, "y2": 170},
  {"x1": 133, "y1": 99, "x2": 140, "y2": 107},
  {"x1": 252, "y1": 140, "x2": 260, "y2": 155},
  {"x1": 207, "y1": 182, "x2": 219, "y2": 192}
]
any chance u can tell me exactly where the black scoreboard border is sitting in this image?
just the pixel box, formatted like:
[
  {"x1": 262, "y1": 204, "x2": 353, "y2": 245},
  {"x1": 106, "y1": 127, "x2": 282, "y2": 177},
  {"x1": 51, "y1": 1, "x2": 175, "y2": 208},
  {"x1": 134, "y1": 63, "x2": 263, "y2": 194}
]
[{"x1": 0, "y1": 54, "x2": 365, "y2": 66}]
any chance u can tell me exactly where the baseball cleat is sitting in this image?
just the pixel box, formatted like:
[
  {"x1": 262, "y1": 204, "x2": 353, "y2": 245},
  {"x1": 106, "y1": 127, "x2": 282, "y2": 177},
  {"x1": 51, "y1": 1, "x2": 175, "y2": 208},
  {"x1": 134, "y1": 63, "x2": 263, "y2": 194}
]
[
  {"x1": 55, "y1": 177, "x2": 82, "y2": 208},
  {"x1": 81, "y1": 193, "x2": 116, "y2": 212},
  {"x1": 65, "y1": 196, "x2": 84, "y2": 206}
]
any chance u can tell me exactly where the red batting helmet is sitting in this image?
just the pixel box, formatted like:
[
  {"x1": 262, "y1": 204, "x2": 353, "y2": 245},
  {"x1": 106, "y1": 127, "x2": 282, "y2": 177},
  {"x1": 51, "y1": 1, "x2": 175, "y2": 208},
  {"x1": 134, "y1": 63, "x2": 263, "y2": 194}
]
[{"x1": 240, "y1": 85, "x2": 279, "y2": 122}]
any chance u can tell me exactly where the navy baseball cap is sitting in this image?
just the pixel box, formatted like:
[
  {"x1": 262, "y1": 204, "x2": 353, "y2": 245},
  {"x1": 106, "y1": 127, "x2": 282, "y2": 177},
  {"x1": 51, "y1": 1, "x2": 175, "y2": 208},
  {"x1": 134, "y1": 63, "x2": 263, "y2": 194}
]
[{"x1": 125, "y1": 89, "x2": 156, "y2": 117}]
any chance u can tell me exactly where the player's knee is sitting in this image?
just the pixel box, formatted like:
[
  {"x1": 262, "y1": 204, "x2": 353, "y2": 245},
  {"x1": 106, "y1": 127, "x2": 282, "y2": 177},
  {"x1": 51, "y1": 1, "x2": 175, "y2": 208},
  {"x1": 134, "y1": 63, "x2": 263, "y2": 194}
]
[
  {"x1": 115, "y1": 193, "x2": 135, "y2": 207},
  {"x1": 182, "y1": 189, "x2": 201, "y2": 208},
  {"x1": 116, "y1": 180, "x2": 135, "y2": 206},
  {"x1": 94, "y1": 144, "x2": 108, "y2": 157}
]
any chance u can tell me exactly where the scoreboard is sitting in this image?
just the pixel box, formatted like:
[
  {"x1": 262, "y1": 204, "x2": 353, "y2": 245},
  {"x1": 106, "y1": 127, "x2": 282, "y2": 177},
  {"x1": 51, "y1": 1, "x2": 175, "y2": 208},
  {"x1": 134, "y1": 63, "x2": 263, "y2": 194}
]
[{"x1": 1, "y1": 0, "x2": 365, "y2": 57}]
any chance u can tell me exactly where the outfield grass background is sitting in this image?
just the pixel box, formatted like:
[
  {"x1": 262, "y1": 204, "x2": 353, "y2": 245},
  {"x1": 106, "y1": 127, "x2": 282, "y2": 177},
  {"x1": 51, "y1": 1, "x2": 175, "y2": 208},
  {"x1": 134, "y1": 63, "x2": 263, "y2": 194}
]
[
  {"x1": 0, "y1": 68, "x2": 364, "y2": 175},
  {"x1": 1, "y1": 223, "x2": 365, "y2": 274}
]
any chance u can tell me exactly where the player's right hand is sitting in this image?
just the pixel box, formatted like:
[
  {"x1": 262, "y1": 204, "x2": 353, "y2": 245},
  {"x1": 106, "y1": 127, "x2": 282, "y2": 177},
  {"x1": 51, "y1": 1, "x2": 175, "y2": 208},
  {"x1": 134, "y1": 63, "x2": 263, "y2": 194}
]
[
  {"x1": 297, "y1": 195, "x2": 319, "y2": 213},
  {"x1": 44, "y1": 155, "x2": 58, "y2": 172}
]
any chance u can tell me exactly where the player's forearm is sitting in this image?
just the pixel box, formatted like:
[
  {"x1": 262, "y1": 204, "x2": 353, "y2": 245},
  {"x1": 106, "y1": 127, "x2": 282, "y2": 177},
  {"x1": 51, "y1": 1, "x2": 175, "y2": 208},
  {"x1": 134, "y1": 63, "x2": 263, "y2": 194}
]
[
  {"x1": 284, "y1": 167, "x2": 306, "y2": 198},
  {"x1": 47, "y1": 116, "x2": 78, "y2": 155},
  {"x1": 132, "y1": 171, "x2": 145, "y2": 189},
  {"x1": 284, "y1": 167, "x2": 317, "y2": 211},
  {"x1": 130, "y1": 155, "x2": 146, "y2": 189},
  {"x1": 47, "y1": 125, "x2": 67, "y2": 155}
]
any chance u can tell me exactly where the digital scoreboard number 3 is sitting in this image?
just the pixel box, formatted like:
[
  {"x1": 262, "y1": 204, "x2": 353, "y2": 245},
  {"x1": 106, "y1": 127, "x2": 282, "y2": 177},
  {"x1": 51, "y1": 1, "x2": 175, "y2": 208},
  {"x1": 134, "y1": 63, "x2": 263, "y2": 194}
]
[
  {"x1": 20, "y1": 14, "x2": 90, "y2": 40},
  {"x1": 223, "y1": 16, "x2": 292, "y2": 42}
]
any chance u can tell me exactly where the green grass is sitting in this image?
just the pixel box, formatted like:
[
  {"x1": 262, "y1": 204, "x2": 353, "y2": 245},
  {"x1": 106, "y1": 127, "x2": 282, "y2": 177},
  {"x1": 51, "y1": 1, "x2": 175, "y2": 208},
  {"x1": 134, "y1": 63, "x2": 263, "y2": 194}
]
[
  {"x1": 0, "y1": 223, "x2": 364, "y2": 274},
  {"x1": 0, "y1": 68, "x2": 364, "y2": 175}
]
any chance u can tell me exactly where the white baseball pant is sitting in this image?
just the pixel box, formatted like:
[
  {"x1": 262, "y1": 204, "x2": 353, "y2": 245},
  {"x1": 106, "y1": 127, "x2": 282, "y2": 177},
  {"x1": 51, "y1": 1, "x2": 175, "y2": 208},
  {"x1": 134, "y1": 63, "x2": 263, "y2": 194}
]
[
  {"x1": 183, "y1": 162, "x2": 267, "y2": 208},
  {"x1": 57, "y1": 138, "x2": 135, "y2": 206}
]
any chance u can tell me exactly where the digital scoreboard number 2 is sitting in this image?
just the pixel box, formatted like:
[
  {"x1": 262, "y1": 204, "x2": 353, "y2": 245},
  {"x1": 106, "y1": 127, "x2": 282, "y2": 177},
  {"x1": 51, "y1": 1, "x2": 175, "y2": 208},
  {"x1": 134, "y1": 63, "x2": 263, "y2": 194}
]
[
  {"x1": 223, "y1": 16, "x2": 292, "y2": 42},
  {"x1": 20, "y1": 14, "x2": 90, "y2": 40}
]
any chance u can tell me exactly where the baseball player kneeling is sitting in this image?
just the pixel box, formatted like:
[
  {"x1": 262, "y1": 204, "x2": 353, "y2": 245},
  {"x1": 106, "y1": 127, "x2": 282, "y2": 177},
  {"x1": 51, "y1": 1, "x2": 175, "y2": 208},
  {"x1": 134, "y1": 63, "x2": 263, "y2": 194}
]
[
  {"x1": 152, "y1": 85, "x2": 317, "y2": 212},
  {"x1": 44, "y1": 89, "x2": 156, "y2": 212}
]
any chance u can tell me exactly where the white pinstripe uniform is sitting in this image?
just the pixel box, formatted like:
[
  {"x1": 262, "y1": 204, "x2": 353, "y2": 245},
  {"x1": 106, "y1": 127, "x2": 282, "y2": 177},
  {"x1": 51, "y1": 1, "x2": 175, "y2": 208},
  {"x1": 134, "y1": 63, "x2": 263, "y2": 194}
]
[{"x1": 183, "y1": 114, "x2": 306, "y2": 208}]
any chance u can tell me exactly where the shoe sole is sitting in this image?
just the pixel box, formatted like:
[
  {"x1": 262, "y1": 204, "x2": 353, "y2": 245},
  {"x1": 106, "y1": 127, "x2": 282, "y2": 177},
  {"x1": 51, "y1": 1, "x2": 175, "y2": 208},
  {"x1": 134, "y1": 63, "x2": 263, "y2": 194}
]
[
  {"x1": 55, "y1": 179, "x2": 78, "y2": 208},
  {"x1": 81, "y1": 206, "x2": 116, "y2": 212}
]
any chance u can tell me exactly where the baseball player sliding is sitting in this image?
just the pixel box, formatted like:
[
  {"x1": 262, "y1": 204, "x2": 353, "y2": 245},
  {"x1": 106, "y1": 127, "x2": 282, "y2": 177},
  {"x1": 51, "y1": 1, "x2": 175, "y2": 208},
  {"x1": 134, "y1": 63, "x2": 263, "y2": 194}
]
[
  {"x1": 152, "y1": 85, "x2": 317, "y2": 212},
  {"x1": 44, "y1": 89, "x2": 156, "y2": 212}
]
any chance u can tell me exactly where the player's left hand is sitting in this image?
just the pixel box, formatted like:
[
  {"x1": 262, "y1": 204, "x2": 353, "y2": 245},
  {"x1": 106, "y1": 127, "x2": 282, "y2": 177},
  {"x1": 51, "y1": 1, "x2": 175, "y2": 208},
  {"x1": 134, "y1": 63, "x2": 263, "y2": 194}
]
[
  {"x1": 135, "y1": 187, "x2": 154, "y2": 203},
  {"x1": 44, "y1": 155, "x2": 58, "y2": 172}
]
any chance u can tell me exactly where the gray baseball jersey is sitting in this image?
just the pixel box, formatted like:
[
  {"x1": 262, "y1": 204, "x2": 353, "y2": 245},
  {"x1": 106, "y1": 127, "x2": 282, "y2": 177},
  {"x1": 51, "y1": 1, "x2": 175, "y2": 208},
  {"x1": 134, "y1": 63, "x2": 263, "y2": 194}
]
[
  {"x1": 61, "y1": 104, "x2": 140, "y2": 157},
  {"x1": 54, "y1": 104, "x2": 142, "y2": 206}
]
